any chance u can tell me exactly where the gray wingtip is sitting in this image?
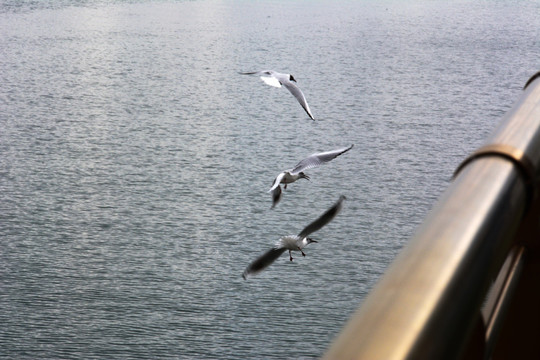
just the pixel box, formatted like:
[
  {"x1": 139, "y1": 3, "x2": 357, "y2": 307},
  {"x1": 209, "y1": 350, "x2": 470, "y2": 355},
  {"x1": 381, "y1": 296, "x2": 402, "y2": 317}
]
[
  {"x1": 270, "y1": 185, "x2": 282, "y2": 209},
  {"x1": 332, "y1": 195, "x2": 347, "y2": 214},
  {"x1": 305, "y1": 108, "x2": 315, "y2": 120}
]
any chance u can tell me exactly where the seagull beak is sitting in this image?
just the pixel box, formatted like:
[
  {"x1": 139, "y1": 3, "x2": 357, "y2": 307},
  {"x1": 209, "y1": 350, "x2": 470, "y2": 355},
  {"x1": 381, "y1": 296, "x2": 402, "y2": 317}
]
[
  {"x1": 303, "y1": 174, "x2": 311, "y2": 181},
  {"x1": 310, "y1": 239, "x2": 318, "y2": 243}
]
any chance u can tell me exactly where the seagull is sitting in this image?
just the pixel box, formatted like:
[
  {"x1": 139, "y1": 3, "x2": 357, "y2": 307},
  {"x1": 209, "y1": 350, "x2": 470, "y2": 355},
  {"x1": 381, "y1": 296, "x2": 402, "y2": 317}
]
[
  {"x1": 239, "y1": 70, "x2": 315, "y2": 120},
  {"x1": 242, "y1": 195, "x2": 346, "y2": 280},
  {"x1": 269, "y1": 145, "x2": 353, "y2": 209}
]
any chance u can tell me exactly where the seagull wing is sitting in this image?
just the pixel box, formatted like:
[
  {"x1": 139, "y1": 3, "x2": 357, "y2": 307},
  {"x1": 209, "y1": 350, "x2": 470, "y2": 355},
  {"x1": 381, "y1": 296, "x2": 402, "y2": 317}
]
[
  {"x1": 297, "y1": 195, "x2": 346, "y2": 239},
  {"x1": 269, "y1": 172, "x2": 286, "y2": 192},
  {"x1": 242, "y1": 247, "x2": 287, "y2": 279},
  {"x1": 239, "y1": 70, "x2": 282, "y2": 87},
  {"x1": 239, "y1": 70, "x2": 273, "y2": 76},
  {"x1": 282, "y1": 81, "x2": 314, "y2": 120},
  {"x1": 268, "y1": 172, "x2": 286, "y2": 209},
  {"x1": 291, "y1": 145, "x2": 354, "y2": 174},
  {"x1": 270, "y1": 185, "x2": 282, "y2": 209}
]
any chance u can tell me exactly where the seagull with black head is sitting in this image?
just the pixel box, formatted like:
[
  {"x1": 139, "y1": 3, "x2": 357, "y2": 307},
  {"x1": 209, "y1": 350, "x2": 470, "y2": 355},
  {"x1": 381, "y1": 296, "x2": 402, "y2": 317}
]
[
  {"x1": 242, "y1": 195, "x2": 346, "y2": 280},
  {"x1": 269, "y1": 145, "x2": 353, "y2": 209},
  {"x1": 240, "y1": 70, "x2": 315, "y2": 120}
]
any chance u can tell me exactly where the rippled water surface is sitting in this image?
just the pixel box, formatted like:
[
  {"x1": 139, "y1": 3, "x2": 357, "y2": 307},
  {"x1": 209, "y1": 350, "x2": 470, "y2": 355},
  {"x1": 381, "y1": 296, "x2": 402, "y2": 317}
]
[{"x1": 1, "y1": 0, "x2": 539, "y2": 358}]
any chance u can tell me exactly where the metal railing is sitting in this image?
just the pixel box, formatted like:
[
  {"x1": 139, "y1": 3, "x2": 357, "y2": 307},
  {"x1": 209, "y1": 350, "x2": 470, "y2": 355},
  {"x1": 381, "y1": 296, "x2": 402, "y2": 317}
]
[{"x1": 323, "y1": 71, "x2": 540, "y2": 360}]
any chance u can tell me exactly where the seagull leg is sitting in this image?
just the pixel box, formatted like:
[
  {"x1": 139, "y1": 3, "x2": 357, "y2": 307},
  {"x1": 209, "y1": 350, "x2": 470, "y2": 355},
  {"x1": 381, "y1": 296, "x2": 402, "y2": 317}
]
[
  {"x1": 298, "y1": 247, "x2": 306, "y2": 257},
  {"x1": 289, "y1": 250, "x2": 294, "y2": 261},
  {"x1": 284, "y1": 184, "x2": 287, "y2": 190}
]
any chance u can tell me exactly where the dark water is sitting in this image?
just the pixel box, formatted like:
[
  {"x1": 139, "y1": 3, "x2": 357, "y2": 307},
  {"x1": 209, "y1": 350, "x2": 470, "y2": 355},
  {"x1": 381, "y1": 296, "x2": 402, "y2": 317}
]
[{"x1": 1, "y1": 1, "x2": 539, "y2": 358}]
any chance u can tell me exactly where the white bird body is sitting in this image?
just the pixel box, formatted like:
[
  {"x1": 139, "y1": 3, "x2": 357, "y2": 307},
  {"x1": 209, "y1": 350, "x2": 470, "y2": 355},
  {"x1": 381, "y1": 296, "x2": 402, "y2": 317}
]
[
  {"x1": 270, "y1": 171, "x2": 305, "y2": 190},
  {"x1": 269, "y1": 145, "x2": 354, "y2": 208},
  {"x1": 277, "y1": 235, "x2": 308, "y2": 252},
  {"x1": 242, "y1": 196, "x2": 346, "y2": 279},
  {"x1": 279, "y1": 172, "x2": 301, "y2": 184},
  {"x1": 240, "y1": 70, "x2": 314, "y2": 120},
  {"x1": 260, "y1": 74, "x2": 282, "y2": 88},
  {"x1": 278, "y1": 235, "x2": 313, "y2": 262}
]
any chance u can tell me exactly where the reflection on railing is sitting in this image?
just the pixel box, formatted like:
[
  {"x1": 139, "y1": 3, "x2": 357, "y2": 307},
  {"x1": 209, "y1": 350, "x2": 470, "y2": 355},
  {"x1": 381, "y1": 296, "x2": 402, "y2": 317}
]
[{"x1": 323, "y1": 71, "x2": 540, "y2": 360}]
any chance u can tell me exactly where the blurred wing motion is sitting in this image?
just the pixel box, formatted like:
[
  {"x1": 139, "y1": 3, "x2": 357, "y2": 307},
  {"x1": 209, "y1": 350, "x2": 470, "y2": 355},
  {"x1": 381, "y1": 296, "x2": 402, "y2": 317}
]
[
  {"x1": 270, "y1": 186, "x2": 282, "y2": 209},
  {"x1": 242, "y1": 248, "x2": 286, "y2": 279},
  {"x1": 297, "y1": 195, "x2": 346, "y2": 239}
]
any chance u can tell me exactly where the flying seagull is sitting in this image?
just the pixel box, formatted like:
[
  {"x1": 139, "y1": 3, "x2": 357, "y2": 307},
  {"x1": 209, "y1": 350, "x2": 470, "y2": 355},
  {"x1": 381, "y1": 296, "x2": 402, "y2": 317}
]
[
  {"x1": 239, "y1": 70, "x2": 315, "y2": 120},
  {"x1": 242, "y1": 195, "x2": 346, "y2": 280},
  {"x1": 269, "y1": 145, "x2": 353, "y2": 209}
]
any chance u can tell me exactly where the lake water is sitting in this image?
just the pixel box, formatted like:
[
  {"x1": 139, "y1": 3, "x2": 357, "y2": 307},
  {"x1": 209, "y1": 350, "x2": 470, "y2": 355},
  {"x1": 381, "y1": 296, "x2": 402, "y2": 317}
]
[{"x1": 1, "y1": 0, "x2": 539, "y2": 358}]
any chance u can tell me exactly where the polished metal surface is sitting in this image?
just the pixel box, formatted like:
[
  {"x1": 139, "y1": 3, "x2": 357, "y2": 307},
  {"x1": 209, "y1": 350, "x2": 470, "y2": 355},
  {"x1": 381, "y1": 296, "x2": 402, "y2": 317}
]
[
  {"x1": 483, "y1": 246, "x2": 526, "y2": 359},
  {"x1": 323, "y1": 73, "x2": 540, "y2": 360},
  {"x1": 489, "y1": 75, "x2": 540, "y2": 180},
  {"x1": 454, "y1": 144, "x2": 536, "y2": 204}
]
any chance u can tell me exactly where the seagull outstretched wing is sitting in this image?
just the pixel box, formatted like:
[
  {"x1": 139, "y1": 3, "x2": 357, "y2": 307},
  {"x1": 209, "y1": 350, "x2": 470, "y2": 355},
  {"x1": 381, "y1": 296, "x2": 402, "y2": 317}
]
[
  {"x1": 291, "y1": 145, "x2": 353, "y2": 175},
  {"x1": 240, "y1": 70, "x2": 314, "y2": 119},
  {"x1": 269, "y1": 172, "x2": 286, "y2": 192},
  {"x1": 297, "y1": 195, "x2": 346, "y2": 239},
  {"x1": 281, "y1": 81, "x2": 314, "y2": 120},
  {"x1": 242, "y1": 247, "x2": 286, "y2": 279},
  {"x1": 270, "y1": 186, "x2": 282, "y2": 209}
]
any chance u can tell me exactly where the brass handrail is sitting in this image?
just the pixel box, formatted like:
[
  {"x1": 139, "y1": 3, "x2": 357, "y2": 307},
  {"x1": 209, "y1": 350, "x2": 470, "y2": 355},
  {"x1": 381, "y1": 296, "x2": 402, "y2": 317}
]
[{"x1": 323, "y1": 71, "x2": 540, "y2": 360}]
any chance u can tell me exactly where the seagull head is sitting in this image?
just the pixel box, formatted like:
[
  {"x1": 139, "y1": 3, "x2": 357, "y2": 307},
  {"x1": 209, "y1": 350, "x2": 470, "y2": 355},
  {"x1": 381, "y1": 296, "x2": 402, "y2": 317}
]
[
  {"x1": 306, "y1": 237, "x2": 318, "y2": 244},
  {"x1": 289, "y1": 74, "x2": 297, "y2": 82},
  {"x1": 299, "y1": 172, "x2": 310, "y2": 181}
]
